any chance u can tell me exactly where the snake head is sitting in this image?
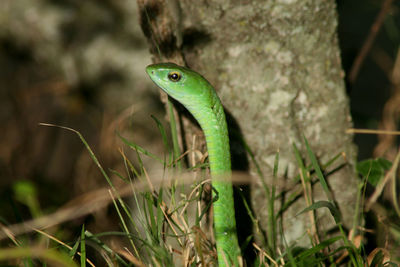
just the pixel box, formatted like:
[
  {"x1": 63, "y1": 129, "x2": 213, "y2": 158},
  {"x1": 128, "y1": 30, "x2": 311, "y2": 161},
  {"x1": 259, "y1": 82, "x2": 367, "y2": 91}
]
[{"x1": 146, "y1": 63, "x2": 215, "y2": 111}]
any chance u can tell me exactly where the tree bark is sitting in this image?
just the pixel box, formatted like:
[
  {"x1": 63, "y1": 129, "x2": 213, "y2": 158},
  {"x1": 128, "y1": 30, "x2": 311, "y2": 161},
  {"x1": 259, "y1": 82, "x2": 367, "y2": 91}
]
[{"x1": 138, "y1": 0, "x2": 358, "y2": 249}]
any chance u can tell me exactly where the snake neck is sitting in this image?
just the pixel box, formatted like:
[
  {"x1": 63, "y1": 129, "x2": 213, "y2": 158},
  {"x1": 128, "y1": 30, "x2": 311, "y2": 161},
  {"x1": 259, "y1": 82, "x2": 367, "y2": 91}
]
[
  {"x1": 186, "y1": 95, "x2": 240, "y2": 265},
  {"x1": 189, "y1": 99, "x2": 231, "y2": 177}
]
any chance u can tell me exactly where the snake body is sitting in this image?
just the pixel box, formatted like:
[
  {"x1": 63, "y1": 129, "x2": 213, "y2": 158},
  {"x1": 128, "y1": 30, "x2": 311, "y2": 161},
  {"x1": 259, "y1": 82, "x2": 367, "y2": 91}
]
[{"x1": 146, "y1": 63, "x2": 241, "y2": 266}]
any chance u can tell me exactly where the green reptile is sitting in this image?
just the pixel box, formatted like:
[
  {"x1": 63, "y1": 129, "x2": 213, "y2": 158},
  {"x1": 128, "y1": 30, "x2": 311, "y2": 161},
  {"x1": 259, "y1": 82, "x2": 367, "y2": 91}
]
[{"x1": 146, "y1": 63, "x2": 241, "y2": 266}]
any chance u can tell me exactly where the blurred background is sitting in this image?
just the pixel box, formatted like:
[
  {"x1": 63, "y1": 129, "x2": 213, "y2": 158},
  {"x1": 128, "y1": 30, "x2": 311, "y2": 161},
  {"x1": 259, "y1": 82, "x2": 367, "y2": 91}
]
[
  {"x1": 0, "y1": 0, "x2": 399, "y2": 261},
  {"x1": 338, "y1": 0, "x2": 400, "y2": 159}
]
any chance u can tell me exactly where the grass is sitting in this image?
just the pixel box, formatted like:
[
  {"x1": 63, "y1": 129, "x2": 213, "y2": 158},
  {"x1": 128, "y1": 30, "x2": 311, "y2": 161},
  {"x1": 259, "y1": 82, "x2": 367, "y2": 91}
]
[{"x1": 0, "y1": 118, "x2": 399, "y2": 266}]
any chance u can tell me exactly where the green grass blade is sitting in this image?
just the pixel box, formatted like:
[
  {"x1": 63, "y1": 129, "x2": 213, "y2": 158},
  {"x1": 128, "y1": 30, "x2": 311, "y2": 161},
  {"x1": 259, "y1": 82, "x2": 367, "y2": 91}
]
[
  {"x1": 156, "y1": 188, "x2": 164, "y2": 243},
  {"x1": 110, "y1": 189, "x2": 140, "y2": 259},
  {"x1": 293, "y1": 142, "x2": 308, "y2": 182},
  {"x1": 40, "y1": 124, "x2": 143, "y2": 257},
  {"x1": 167, "y1": 98, "x2": 182, "y2": 169},
  {"x1": 80, "y1": 225, "x2": 86, "y2": 267},
  {"x1": 84, "y1": 231, "x2": 128, "y2": 265},
  {"x1": 267, "y1": 151, "x2": 279, "y2": 255},
  {"x1": 151, "y1": 115, "x2": 170, "y2": 151},
  {"x1": 303, "y1": 136, "x2": 332, "y2": 201},
  {"x1": 117, "y1": 131, "x2": 163, "y2": 163},
  {"x1": 297, "y1": 200, "x2": 341, "y2": 224},
  {"x1": 291, "y1": 236, "x2": 342, "y2": 262},
  {"x1": 68, "y1": 237, "x2": 80, "y2": 259},
  {"x1": 109, "y1": 169, "x2": 130, "y2": 183},
  {"x1": 39, "y1": 123, "x2": 114, "y2": 187},
  {"x1": 145, "y1": 192, "x2": 158, "y2": 241}
]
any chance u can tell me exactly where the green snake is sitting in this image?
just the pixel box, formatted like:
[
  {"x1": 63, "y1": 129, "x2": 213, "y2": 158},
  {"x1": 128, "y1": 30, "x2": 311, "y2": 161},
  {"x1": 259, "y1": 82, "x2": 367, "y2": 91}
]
[{"x1": 146, "y1": 63, "x2": 241, "y2": 266}]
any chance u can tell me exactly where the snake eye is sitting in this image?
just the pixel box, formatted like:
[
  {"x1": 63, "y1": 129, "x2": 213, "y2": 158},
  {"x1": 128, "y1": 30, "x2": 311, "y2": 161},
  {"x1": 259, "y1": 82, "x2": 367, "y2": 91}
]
[{"x1": 168, "y1": 71, "x2": 181, "y2": 82}]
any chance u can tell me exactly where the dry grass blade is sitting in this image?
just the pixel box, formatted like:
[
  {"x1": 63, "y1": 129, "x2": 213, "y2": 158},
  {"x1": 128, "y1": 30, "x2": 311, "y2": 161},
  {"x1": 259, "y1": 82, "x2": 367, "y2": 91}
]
[
  {"x1": 0, "y1": 170, "x2": 253, "y2": 241},
  {"x1": 252, "y1": 242, "x2": 278, "y2": 266},
  {"x1": 116, "y1": 248, "x2": 147, "y2": 267}
]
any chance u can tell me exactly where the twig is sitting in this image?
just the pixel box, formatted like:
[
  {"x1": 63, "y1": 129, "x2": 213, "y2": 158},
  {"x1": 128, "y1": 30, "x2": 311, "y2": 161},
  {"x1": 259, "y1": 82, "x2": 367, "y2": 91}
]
[
  {"x1": 348, "y1": 0, "x2": 394, "y2": 83},
  {"x1": 346, "y1": 128, "x2": 400, "y2": 135}
]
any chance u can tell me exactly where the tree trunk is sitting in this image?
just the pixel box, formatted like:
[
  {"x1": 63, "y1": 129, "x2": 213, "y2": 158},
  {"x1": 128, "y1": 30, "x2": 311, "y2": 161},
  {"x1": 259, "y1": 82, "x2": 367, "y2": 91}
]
[{"x1": 138, "y1": 0, "x2": 358, "y2": 250}]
